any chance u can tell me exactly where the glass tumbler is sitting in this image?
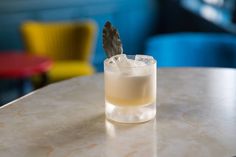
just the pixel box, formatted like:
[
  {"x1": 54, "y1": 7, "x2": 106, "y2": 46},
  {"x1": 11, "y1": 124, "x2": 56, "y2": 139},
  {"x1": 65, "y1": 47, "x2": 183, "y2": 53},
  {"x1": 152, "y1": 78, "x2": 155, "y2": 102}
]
[{"x1": 104, "y1": 55, "x2": 156, "y2": 123}]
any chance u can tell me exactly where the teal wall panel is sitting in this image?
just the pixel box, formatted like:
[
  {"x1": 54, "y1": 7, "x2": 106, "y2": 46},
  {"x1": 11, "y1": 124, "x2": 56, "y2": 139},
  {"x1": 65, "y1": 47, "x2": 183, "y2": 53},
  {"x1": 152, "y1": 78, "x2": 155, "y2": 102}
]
[{"x1": 0, "y1": 0, "x2": 159, "y2": 71}]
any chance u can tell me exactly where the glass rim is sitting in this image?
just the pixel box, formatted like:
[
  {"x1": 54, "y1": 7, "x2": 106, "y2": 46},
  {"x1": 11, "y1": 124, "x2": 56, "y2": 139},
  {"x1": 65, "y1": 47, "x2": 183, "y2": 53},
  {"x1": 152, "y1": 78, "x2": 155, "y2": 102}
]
[{"x1": 104, "y1": 54, "x2": 156, "y2": 68}]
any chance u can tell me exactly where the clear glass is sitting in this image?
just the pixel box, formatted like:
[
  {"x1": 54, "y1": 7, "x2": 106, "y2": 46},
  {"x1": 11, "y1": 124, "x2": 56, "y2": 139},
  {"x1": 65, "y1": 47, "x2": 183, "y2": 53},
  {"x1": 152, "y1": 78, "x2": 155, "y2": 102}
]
[{"x1": 104, "y1": 54, "x2": 156, "y2": 123}]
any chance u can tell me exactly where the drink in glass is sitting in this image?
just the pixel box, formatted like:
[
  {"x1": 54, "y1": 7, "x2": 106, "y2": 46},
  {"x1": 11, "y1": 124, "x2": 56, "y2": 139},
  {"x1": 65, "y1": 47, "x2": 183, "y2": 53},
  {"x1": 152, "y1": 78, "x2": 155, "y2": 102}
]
[{"x1": 104, "y1": 54, "x2": 156, "y2": 123}]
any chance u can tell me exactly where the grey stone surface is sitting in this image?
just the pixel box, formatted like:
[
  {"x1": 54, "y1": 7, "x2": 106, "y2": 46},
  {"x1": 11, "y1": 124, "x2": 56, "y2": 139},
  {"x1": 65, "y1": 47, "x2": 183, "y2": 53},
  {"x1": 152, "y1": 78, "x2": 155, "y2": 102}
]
[{"x1": 0, "y1": 68, "x2": 236, "y2": 157}]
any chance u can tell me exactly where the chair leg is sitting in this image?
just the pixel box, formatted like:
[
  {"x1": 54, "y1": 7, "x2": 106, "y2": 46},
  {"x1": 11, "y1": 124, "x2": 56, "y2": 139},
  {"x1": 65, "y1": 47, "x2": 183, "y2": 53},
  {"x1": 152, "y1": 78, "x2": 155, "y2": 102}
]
[
  {"x1": 40, "y1": 72, "x2": 49, "y2": 87},
  {"x1": 18, "y1": 78, "x2": 33, "y2": 97},
  {"x1": 18, "y1": 79, "x2": 26, "y2": 97}
]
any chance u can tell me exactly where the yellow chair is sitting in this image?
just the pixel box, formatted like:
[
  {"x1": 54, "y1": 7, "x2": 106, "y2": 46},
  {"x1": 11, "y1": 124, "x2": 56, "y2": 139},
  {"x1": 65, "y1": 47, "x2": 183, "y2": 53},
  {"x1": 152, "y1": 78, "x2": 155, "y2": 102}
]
[{"x1": 21, "y1": 21, "x2": 97, "y2": 82}]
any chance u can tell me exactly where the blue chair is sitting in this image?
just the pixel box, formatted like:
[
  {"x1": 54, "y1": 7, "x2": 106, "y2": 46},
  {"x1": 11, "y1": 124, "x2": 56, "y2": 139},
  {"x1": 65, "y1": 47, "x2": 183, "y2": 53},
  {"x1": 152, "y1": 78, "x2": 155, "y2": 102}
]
[{"x1": 145, "y1": 33, "x2": 236, "y2": 67}]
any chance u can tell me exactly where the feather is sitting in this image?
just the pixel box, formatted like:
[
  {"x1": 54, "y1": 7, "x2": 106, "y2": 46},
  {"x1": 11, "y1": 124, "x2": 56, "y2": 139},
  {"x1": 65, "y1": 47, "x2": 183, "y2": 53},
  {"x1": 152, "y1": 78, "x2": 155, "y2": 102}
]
[{"x1": 102, "y1": 21, "x2": 123, "y2": 58}]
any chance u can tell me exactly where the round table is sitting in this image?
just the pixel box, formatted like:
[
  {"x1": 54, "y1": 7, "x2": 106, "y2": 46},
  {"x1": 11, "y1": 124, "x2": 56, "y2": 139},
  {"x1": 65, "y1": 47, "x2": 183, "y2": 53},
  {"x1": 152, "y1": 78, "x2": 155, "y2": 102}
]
[
  {"x1": 0, "y1": 68, "x2": 235, "y2": 157},
  {"x1": 0, "y1": 52, "x2": 52, "y2": 96}
]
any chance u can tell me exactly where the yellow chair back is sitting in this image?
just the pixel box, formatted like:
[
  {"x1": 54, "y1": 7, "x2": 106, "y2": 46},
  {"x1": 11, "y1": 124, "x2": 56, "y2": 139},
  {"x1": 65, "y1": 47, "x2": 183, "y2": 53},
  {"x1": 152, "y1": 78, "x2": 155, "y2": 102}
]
[{"x1": 21, "y1": 21, "x2": 97, "y2": 61}]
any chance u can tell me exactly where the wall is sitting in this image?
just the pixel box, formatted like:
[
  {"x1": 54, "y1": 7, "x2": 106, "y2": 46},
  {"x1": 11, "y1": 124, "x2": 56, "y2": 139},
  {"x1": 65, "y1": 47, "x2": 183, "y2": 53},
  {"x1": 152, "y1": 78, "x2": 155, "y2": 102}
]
[{"x1": 0, "y1": 0, "x2": 159, "y2": 71}]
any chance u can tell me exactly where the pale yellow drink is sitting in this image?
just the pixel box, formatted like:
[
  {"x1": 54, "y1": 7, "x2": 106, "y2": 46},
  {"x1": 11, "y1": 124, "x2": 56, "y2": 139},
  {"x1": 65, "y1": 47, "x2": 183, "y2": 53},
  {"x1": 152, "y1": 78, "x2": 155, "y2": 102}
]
[
  {"x1": 105, "y1": 72, "x2": 156, "y2": 106},
  {"x1": 104, "y1": 54, "x2": 156, "y2": 123}
]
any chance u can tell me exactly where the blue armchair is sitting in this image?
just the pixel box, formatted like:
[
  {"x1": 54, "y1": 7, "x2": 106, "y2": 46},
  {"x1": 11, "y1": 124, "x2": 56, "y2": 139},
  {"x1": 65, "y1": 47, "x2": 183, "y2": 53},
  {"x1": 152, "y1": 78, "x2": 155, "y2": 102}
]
[{"x1": 145, "y1": 33, "x2": 236, "y2": 67}]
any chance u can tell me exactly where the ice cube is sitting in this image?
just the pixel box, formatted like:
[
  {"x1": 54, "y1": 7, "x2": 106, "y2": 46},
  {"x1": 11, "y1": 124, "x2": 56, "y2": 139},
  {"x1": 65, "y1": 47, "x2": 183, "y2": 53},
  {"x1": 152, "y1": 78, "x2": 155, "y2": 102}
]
[
  {"x1": 116, "y1": 54, "x2": 130, "y2": 67},
  {"x1": 106, "y1": 54, "x2": 128, "y2": 69},
  {"x1": 122, "y1": 59, "x2": 147, "y2": 76},
  {"x1": 132, "y1": 60, "x2": 146, "y2": 67},
  {"x1": 108, "y1": 54, "x2": 152, "y2": 75},
  {"x1": 109, "y1": 54, "x2": 133, "y2": 75},
  {"x1": 135, "y1": 55, "x2": 154, "y2": 65}
]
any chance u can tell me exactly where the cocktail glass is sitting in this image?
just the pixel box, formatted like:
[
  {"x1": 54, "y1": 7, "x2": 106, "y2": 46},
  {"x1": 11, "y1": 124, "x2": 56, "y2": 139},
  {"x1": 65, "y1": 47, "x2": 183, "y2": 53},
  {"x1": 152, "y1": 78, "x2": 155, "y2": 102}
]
[{"x1": 104, "y1": 54, "x2": 156, "y2": 123}]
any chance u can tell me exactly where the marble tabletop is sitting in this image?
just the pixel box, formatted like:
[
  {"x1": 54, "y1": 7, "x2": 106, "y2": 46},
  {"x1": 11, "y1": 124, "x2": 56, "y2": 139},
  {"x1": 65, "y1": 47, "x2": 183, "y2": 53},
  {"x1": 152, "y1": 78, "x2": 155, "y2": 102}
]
[{"x1": 0, "y1": 68, "x2": 236, "y2": 157}]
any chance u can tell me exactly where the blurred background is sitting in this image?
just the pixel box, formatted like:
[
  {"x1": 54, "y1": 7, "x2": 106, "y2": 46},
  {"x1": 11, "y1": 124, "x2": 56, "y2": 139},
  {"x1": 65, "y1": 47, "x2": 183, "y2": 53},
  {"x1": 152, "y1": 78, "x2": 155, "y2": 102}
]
[{"x1": 1, "y1": 0, "x2": 236, "y2": 105}]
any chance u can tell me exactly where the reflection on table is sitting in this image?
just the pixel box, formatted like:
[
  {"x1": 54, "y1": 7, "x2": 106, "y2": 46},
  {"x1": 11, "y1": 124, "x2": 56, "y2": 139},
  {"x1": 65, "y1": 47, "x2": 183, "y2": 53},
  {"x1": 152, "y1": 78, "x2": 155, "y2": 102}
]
[{"x1": 105, "y1": 120, "x2": 157, "y2": 157}]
